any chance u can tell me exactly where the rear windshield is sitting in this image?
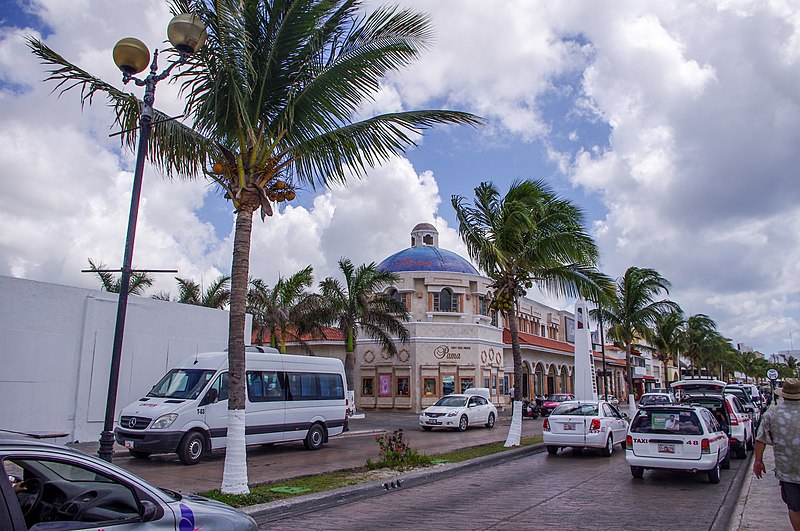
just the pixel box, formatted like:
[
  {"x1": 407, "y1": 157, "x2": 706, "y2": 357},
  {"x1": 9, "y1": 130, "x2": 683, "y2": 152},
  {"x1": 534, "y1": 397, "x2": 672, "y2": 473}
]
[
  {"x1": 673, "y1": 383, "x2": 724, "y2": 394},
  {"x1": 552, "y1": 403, "x2": 598, "y2": 416},
  {"x1": 640, "y1": 395, "x2": 672, "y2": 405},
  {"x1": 630, "y1": 410, "x2": 703, "y2": 435}
]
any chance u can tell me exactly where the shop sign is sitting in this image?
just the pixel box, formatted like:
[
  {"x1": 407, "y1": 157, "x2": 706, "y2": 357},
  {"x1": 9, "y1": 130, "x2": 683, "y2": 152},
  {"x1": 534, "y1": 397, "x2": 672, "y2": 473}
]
[{"x1": 433, "y1": 345, "x2": 472, "y2": 360}]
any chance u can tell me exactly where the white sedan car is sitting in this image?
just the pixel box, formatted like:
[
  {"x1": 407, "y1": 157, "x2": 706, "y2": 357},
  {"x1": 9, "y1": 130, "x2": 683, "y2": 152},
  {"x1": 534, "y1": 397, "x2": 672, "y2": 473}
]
[
  {"x1": 543, "y1": 400, "x2": 629, "y2": 457},
  {"x1": 419, "y1": 394, "x2": 497, "y2": 431}
]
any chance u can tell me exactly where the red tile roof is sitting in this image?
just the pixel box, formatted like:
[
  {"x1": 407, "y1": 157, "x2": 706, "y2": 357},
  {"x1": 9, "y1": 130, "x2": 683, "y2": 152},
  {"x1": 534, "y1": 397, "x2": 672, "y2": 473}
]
[
  {"x1": 252, "y1": 326, "x2": 344, "y2": 344},
  {"x1": 503, "y1": 328, "x2": 574, "y2": 354}
]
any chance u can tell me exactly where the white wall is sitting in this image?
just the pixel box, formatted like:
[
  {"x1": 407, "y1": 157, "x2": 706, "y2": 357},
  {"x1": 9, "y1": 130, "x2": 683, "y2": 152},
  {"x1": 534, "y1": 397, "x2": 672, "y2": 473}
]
[{"x1": 0, "y1": 275, "x2": 250, "y2": 442}]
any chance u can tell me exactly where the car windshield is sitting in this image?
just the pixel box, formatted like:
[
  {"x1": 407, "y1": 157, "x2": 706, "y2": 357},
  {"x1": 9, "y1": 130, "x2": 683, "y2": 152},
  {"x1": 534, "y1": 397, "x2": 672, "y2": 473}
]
[
  {"x1": 434, "y1": 396, "x2": 468, "y2": 407},
  {"x1": 148, "y1": 369, "x2": 216, "y2": 399},
  {"x1": 551, "y1": 403, "x2": 598, "y2": 416},
  {"x1": 630, "y1": 409, "x2": 703, "y2": 435},
  {"x1": 547, "y1": 395, "x2": 570, "y2": 402}
]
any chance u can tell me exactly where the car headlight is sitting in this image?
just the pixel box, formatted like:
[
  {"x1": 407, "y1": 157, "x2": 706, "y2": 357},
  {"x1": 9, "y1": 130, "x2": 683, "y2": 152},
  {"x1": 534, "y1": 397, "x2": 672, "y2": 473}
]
[
  {"x1": 447, "y1": 411, "x2": 458, "y2": 417},
  {"x1": 151, "y1": 413, "x2": 178, "y2": 429}
]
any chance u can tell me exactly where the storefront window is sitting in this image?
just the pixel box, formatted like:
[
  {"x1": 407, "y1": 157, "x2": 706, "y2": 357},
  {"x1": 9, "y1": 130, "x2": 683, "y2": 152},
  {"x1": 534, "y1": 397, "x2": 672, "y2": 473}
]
[
  {"x1": 483, "y1": 377, "x2": 490, "y2": 388},
  {"x1": 362, "y1": 377, "x2": 374, "y2": 396},
  {"x1": 442, "y1": 375, "x2": 455, "y2": 395},
  {"x1": 423, "y1": 377, "x2": 437, "y2": 396},
  {"x1": 492, "y1": 375, "x2": 497, "y2": 395},
  {"x1": 396, "y1": 377, "x2": 410, "y2": 396},
  {"x1": 460, "y1": 377, "x2": 474, "y2": 393}
]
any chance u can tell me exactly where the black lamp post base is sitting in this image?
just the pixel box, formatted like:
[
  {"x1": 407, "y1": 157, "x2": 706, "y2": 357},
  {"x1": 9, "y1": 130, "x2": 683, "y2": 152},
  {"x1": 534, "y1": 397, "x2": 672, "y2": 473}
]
[{"x1": 98, "y1": 430, "x2": 116, "y2": 462}]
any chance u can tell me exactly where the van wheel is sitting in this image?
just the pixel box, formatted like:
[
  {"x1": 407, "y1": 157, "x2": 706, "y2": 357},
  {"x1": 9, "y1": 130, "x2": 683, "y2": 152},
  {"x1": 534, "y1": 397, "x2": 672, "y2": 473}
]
[
  {"x1": 128, "y1": 450, "x2": 150, "y2": 459},
  {"x1": 631, "y1": 466, "x2": 644, "y2": 479},
  {"x1": 178, "y1": 432, "x2": 205, "y2": 465},
  {"x1": 600, "y1": 436, "x2": 613, "y2": 457},
  {"x1": 707, "y1": 460, "x2": 721, "y2": 483},
  {"x1": 485, "y1": 413, "x2": 496, "y2": 429},
  {"x1": 304, "y1": 424, "x2": 325, "y2": 451}
]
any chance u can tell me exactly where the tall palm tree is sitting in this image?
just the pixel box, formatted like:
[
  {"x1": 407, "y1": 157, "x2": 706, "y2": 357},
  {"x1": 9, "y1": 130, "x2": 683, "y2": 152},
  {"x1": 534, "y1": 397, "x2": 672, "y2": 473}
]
[
  {"x1": 682, "y1": 314, "x2": 719, "y2": 374},
  {"x1": 248, "y1": 266, "x2": 325, "y2": 354},
  {"x1": 30, "y1": 0, "x2": 480, "y2": 493},
  {"x1": 452, "y1": 180, "x2": 609, "y2": 433},
  {"x1": 648, "y1": 308, "x2": 685, "y2": 386},
  {"x1": 782, "y1": 354, "x2": 800, "y2": 377},
  {"x1": 599, "y1": 267, "x2": 679, "y2": 403},
  {"x1": 175, "y1": 275, "x2": 231, "y2": 308},
  {"x1": 319, "y1": 258, "x2": 410, "y2": 389},
  {"x1": 86, "y1": 258, "x2": 154, "y2": 296}
]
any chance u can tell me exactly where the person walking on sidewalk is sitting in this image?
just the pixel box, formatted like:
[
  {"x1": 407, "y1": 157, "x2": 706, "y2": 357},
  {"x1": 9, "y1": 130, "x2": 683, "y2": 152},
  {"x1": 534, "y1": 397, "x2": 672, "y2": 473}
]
[{"x1": 753, "y1": 378, "x2": 800, "y2": 531}]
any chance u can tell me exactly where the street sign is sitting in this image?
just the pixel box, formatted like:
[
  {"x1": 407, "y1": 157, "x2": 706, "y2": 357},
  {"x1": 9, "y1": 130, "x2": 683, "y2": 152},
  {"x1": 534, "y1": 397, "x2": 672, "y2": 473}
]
[{"x1": 767, "y1": 368, "x2": 779, "y2": 381}]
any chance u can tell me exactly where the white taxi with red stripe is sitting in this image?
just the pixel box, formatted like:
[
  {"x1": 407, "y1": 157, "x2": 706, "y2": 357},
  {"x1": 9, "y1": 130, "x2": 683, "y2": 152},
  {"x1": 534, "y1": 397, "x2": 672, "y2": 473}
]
[{"x1": 625, "y1": 404, "x2": 730, "y2": 483}]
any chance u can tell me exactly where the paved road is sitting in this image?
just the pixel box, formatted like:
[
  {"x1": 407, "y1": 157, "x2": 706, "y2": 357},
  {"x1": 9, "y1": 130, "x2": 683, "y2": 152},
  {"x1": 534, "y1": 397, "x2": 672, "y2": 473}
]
[
  {"x1": 255, "y1": 444, "x2": 748, "y2": 531},
  {"x1": 109, "y1": 412, "x2": 544, "y2": 493}
]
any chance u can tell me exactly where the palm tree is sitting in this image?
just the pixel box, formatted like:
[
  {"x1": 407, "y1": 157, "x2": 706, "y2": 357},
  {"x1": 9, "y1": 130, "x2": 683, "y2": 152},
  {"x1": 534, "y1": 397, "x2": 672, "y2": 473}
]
[
  {"x1": 319, "y1": 259, "x2": 410, "y2": 389},
  {"x1": 30, "y1": 0, "x2": 480, "y2": 493},
  {"x1": 452, "y1": 180, "x2": 609, "y2": 434},
  {"x1": 86, "y1": 258, "x2": 154, "y2": 296},
  {"x1": 682, "y1": 314, "x2": 719, "y2": 374},
  {"x1": 782, "y1": 354, "x2": 800, "y2": 377},
  {"x1": 248, "y1": 266, "x2": 326, "y2": 354},
  {"x1": 648, "y1": 309, "x2": 685, "y2": 386},
  {"x1": 599, "y1": 267, "x2": 679, "y2": 404},
  {"x1": 175, "y1": 275, "x2": 231, "y2": 308}
]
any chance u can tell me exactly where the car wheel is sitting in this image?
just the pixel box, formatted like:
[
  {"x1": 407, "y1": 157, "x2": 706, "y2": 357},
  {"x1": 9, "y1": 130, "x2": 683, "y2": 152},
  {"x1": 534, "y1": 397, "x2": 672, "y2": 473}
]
[
  {"x1": 304, "y1": 423, "x2": 325, "y2": 450},
  {"x1": 547, "y1": 445, "x2": 559, "y2": 455},
  {"x1": 721, "y1": 448, "x2": 731, "y2": 469},
  {"x1": 631, "y1": 466, "x2": 644, "y2": 479},
  {"x1": 422, "y1": 426, "x2": 433, "y2": 431},
  {"x1": 573, "y1": 447, "x2": 584, "y2": 456},
  {"x1": 177, "y1": 431, "x2": 205, "y2": 465},
  {"x1": 485, "y1": 412, "x2": 496, "y2": 429},
  {"x1": 707, "y1": 460, "x2": 721, "y2": 483},
  {"x1": 531, "y1": 412, "x2": 539, "y2": 420},
  {"x1": 600, "y1": 436, "x2": 613, "y2": 457},
  {"x1": 735, "y1": 444, "x2": 747, "y2": 459},
  {"x1": 458, "y1": 415, "x2": 469, "y2": 432},
  {"x1": 128, "y1": 449, "x2": 150, "y2": 459}
]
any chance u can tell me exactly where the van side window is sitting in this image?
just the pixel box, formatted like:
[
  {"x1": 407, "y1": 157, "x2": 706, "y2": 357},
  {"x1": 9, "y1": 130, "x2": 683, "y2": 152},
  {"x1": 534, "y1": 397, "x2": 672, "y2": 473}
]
[
  {"x1": 287, "y1": 372, "x2": 320, "y2": 400},
  {"x1": 319, "y1": 374, "x2": 344, "y2": 399},
  {"x1": 247, "y1": 371, "x2": 284, "y2": 402}
]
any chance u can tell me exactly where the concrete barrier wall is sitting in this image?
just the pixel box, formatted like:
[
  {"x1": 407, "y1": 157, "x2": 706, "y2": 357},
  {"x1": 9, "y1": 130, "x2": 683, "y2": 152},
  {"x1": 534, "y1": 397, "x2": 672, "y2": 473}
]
[{"x1": 0, "y1": 275, "x2": 250, "y2": 442}]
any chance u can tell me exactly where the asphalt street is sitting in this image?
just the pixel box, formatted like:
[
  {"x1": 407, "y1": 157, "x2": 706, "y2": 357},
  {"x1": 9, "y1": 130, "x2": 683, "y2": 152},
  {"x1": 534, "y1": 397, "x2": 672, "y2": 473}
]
[{"x1": 254, "y1": 442, "x2": 749, "y2": 531}]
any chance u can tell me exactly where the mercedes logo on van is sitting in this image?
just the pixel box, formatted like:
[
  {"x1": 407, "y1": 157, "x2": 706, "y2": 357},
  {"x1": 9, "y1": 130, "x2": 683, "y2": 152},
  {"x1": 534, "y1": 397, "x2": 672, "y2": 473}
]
[{"x1": 128, "y1": 418, "x2": 137, "y2": 429}]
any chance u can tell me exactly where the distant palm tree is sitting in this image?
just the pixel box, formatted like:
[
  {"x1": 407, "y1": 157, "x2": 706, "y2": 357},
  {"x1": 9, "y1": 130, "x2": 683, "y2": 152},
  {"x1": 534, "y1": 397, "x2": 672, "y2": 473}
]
[
  {"x1": 648, "y1": 309, "x2": 685, "y2": 386},
  {"x1": 782, "y1": 354, "x2": 800, "y2": 377},
  {"x1": 319, "y1": 259, "x2": 410, "y2": 389},
  {"x1": 682, "y1": 314, "x2": 719, "y2": 373},
  {"x1": 248, "y1": 266, "x2": 325, "y2": 354},
  {"x1": 599, "y1": 267, "x2": 679, "y2": 402},
  {"x1": 452, "y1": 180, "x2": 610, "y2": 423},
  {"x1": 86, "y1": 258, "x2": 154, "y2": 296},
  {"x1": 175, "y1": 275, "x2": 231, "y2": 309}
]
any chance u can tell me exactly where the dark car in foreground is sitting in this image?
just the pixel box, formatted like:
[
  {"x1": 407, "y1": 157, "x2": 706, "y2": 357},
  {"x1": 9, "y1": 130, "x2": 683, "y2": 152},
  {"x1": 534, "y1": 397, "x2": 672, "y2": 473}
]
[{"x1": 0, "y1": 435, "x2": 257, "y2": 531}]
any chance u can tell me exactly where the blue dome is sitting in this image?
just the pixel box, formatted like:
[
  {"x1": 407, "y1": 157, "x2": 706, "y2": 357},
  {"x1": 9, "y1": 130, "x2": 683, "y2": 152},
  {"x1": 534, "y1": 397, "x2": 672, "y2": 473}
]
[{"x1": 377, "y1": 246, "x2": 479, "y2": 275}]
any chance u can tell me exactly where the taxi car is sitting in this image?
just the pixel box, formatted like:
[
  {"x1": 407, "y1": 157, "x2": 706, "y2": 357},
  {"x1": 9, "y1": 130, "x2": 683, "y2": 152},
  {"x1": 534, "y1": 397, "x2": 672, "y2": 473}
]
[
  {"x1": 625, "y1": 404, "x2": 730, "y2": 483},
  {"x1": 419, "y1": 393, "x2": 497, "y2": 431},
  {"x1": 543, "y1": 400, "x2": 629, "y2": 457},
  {"x1": 0, "y1": 435, "x2": 257, "y2": 530}
]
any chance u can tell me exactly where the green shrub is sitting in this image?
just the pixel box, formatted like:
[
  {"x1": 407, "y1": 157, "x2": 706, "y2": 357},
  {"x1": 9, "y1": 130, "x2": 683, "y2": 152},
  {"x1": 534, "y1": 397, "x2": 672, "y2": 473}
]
[{"x1": 365, "y1": 429, "x2": 432, "y2": 470}]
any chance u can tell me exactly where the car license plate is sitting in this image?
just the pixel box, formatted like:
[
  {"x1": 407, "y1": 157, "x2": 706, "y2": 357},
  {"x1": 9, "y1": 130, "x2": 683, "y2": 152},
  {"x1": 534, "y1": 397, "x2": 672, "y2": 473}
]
[
  {"x1": 564, "y1": 423, "x2": 576, "y2": 431},
  {"x1": 124, "y1": 440, "x2": 134, "y2": 449},
  {"x1": 428, "y1": 419, "x2": 440, "y2": 425},
  {"x1": 658, "y1": 443, "x2": 675, "y2": 454}
]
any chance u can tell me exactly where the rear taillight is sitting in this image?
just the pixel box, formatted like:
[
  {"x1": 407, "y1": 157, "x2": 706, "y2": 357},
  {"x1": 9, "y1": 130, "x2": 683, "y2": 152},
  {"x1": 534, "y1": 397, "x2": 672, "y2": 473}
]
[
  {"x1": 626, "y1": 435, "x2": 632, "y2": 448},
  {"x1": 726, "y1": 401, "x2": 739, "y2": 425},
  {"x1": 701, "y1": 438, "x2": 710, "y2": 454},
  {"x1": 589, "y1": 418, "x2": 601, "y2": 432},
  {"x1": 543, "y1": 418, "x2": 550, "y2": 431}
]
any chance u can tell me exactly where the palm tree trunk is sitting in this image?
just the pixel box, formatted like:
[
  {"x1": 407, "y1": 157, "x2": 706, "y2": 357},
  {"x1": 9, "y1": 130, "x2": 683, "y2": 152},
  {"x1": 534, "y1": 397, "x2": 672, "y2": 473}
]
[
  {"x1": 663, "y1": 359, "x2": 669, "y2": 386},
  {"x1": 625, "y1": 343, "x2": 634, "y2": 407},
  {"x1": 344, "y1": 327, "x2": 355, "y2": 391},
  {"x1": 221, "y1": 207, "x2": 253, "y2": 495},
  {"x1": 504, "y1": 304, "x2": 523, "y2": 447}
]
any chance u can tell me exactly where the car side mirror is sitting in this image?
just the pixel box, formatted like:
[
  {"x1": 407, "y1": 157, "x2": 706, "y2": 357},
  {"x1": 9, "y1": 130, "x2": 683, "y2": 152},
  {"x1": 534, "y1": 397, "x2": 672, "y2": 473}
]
[
  {"x1": 141, "y1": 500, "x2": 158, "y2": 522},
  {"x1": 622, "y1": 413, "x2": 629, "y2": 419}
]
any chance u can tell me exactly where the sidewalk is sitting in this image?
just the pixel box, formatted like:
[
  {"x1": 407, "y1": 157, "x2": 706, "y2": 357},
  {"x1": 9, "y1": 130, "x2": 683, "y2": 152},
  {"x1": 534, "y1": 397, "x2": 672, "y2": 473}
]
[{"x1": 728, "y1": 445, "x2": 792, "y2": 530}]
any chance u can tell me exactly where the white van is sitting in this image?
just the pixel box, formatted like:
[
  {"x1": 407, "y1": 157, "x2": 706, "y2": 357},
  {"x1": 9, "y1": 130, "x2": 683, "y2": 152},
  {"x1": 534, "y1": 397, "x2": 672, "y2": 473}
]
[{"x1": 115, "y1": 346, "x2": 348, "y2": 464}]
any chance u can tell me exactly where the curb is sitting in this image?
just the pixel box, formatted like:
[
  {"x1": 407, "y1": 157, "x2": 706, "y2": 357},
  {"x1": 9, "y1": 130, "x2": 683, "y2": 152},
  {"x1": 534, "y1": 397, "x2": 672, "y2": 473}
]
[
  {"x1": 242, "y1": 442, "x2": 546, "y2": 524},
  {"x1": 713, "y1": 450, "x2": 753, "y2": 531}
]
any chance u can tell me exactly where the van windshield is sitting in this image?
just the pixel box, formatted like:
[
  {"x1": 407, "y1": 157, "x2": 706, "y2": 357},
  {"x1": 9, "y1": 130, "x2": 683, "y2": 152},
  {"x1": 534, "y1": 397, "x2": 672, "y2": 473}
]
[{"x1": 148, "y1": 369, "x2": 215, "y2": 399}]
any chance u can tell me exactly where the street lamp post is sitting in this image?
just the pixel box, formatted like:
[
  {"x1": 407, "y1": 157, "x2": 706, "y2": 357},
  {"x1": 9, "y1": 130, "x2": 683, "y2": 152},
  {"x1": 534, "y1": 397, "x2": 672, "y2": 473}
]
[{"x1": 98, "y1": 14, "x2": 206, "y2": 462}]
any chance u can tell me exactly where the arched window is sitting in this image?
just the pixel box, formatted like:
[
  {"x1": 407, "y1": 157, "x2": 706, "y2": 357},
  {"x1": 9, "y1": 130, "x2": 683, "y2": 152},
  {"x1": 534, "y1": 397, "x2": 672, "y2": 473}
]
[
  {"x1": 423, "y1": 234, "x2": 433, "y2": 245},
  {"x1": 433, "y1": 288, "x2": 455, "y2": 312}
]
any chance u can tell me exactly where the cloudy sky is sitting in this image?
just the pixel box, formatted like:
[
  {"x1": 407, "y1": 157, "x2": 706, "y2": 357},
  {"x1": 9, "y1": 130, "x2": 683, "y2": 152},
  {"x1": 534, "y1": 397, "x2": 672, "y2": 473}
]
[{"x1": 1, "y1": 0, "x2": 799, "y2": 357}]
